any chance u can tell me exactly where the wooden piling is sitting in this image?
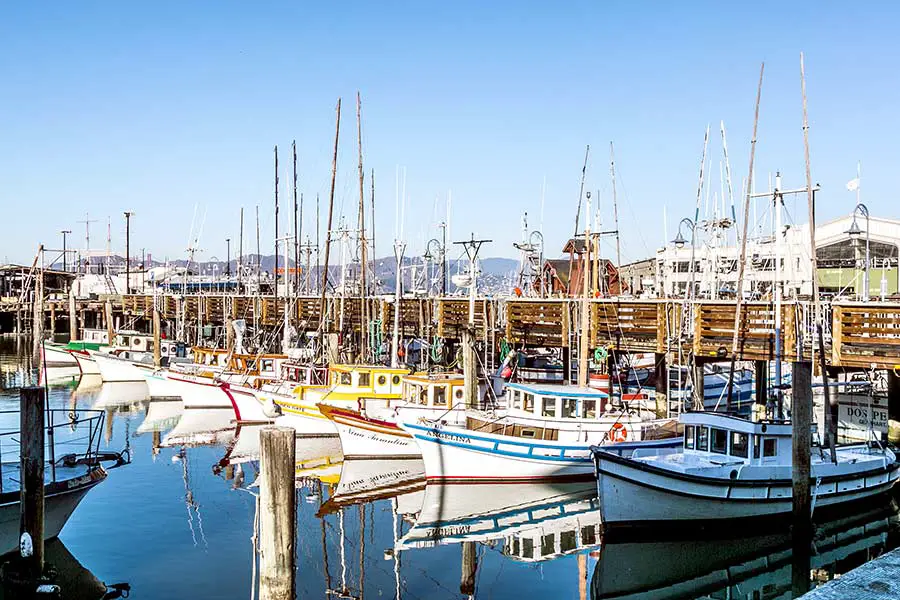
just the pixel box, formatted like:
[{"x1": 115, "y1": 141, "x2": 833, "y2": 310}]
[
  {"x1": 32, "y1": 271, "x2": 44, "y2": 361},
  {"x1": 105, "y1": 300, "x2": 114, "y2": 346},
  {"x1": 19, "y1": 386, "x2": 45, "y2": 578},
  {"x1": 754, "y1": 360, "x2": 768, "y2": 405},
  {"x1": 49, "y1": 303, "x2": 55, "y2": 337},
  {"x1": 654, "y1": 352, "x2": 667, "y2": 417},
  {"x1": 791, "y1": 360, "x2": 813, "y2": 597},
  {"x1": 68, "y1": 285, "x2": 77, "y2": 341},
  {"x1": 258, "y1": 426, "x2": 296, "y2": 600},
  {"x1": 460, "y1": 541, "x2": 477, "y2": 595},
  {"x1": 463, "y1": 327, "x2": 477, "y2": 408},
  {"x1": 888, "y1": 370, "x2": 900, "y2": 443},
  {"x1": 153, "y1": 308, "x2": 162, "y2": 367},
  {"x1": 691, "y1": 355, "x2": 706, "y2": 411}
]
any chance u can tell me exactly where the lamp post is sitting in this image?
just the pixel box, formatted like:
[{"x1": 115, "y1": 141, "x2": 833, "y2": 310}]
[
  {"x1": 671, "y1": 218, "x2": 696, "y2": 298},
  {"x1": 226, "y1": 238, "x2": 231, "y2": 278},
  {"x1": 425, "y1": 238, "x2": 444, "y2": 295},
  {"x1": 60, "y1": 230, "x2": 71, "y2": 272},
  {"x1": 846, "y1": 203, "x2": 870, "y2": 301}
]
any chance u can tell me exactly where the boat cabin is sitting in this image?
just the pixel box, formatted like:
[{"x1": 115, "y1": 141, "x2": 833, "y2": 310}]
[
  {"x1": 504, "y1": 517, "x2": 601, "y2": 563},
  {"x1": 228, "y1": 354, "x2": 289, "y2": 379},
  {"x1": 115, "y1": 330, "x2": 154, "y2": 353},
  {"x1": 192, "y1": 347, "x2": 230, "y2": 368},
  {"x1": 680, "y1": 412, "x2": 794, "y2": 465},
  {"x1": 402, "y1": 374, "x2": 465, "y2": 409},
  {"x1": 506, "y1": 382, "x2": 609, "y2": 421},
  {"x1": 81, "y1": 328, "x2": 110, "y2": 345},
  {"x1": 328, "y1": 365, "x2": 409, "y2": 396},
  {"x1": 280, "y1": 362, "x2": 327, "y2": 386}
]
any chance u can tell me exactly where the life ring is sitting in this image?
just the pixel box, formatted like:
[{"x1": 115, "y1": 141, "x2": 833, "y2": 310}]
[
  {"x1": 608, "y1": 422, "x2": 628, "y2": 443},
  {"x1": 594, "y1": 347, "x2": 608, "y2": 362}
]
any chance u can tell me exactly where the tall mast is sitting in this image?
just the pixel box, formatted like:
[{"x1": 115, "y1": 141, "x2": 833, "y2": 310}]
[
  {"x1": 573, "y1": 145, "x2": 590, "y2": 237},
  {"x1": 370, "y1": 169, "x2": 376, "y2": 288},
  {"x1": 256, "y1": 205, "x2": 261, "y2": 287},
  {"x1": 274, "y1": 145, "x2": 279, "y2": 309},
  {"x1": 319, "y1": 98, "x2": 342, "y2": 333},
  {"x1": 357, "y1": 92, "x2": 369, "y2": 359},
  {"x1": 578, "y1": 190, "x2": 592, "y2": 387},
  {"x1": 726, "y1": 62, "x2": 764, "y2": 412},
  {"x1": 293, "y1": 140, "x2": 299, "y2": 295},
  {"x1": 238, "y1": 207, "x2": 244, "y2": 292},
  {"x1": 609, "y1": 142, "x2": 621, "y2": 269}
]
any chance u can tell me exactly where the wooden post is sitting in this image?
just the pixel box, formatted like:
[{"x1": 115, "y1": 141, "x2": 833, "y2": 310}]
[
  {"x1": 153, "y1": 308, "x2": 162, "y2": 367},
  {"x1": 225, "y1": 301, "x2": 235, "y2": 354},
  {"x1": 259, "y1": 426, "x2": 296, "y2": 600},
  {"x1": 20, "y1": 386, "x2": 45, "y2": 578},
  {"x1": 105, "y1": 299, "x2": 114, "y2": 346},
  {"x1": 888, "y1": 370, "x2": 900, "y2": 444},
  {"x1": 68, "y1": 285, "x2": 78, "y2": 341},
  {"x1": 32, "y1": 270, "x2": 44, "y2": 361},
  {"x1": 691, "y1": 354, "x2": 706, "y2": 411},
  {"x1": 791, "y1": 360, "x2": 812, "y2": 597},
  {"x1": 49, "y1": 303, "x2": 56, "y2": 337},
  {"x1": 463, "y1": 327, "x2": 478, "y2": 409},
  {"x1": 754, "y1": 360, "x2": 768, "y2": 405},
  {"x1": 654, "y1": 352, "x2": 668, "y2": 417},
  {"x1": 460, "y1": 541, "x2": 477, "y2": 596}
]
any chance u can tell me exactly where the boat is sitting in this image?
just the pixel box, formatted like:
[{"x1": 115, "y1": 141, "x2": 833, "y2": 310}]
[
  {"x1": 0, "y1": 409, "x2": 127, "y2": 557},
  {"x1": 91, "y1": 331, "x2": 188, "y2": 382},
  {"x1": 317, "y1": 373, "x2": 467, "y2": 459},
  {"x1": 666, "y1": 364, "x2": 755, "y2": 413},
  {"x1": 41, "y1": 340, "x2": 106, "y2": 368},
  {"x1": 399, "y1": 382, "x2": 681, "y2": 482},
  {"x1": 316, "y1": 456, "x2": 426, "y2": 516},
  {"x1": 591, "y1": 411, "x2": 900, "y2": 530}
]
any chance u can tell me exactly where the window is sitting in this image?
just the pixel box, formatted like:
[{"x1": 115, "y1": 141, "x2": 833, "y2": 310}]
[
  {"x1": 358, "y1": 372, "x2": 371, "y2": 387},
  {"x1": 541, "y1": 534, "x2": 555, "y2": 556},
  {"x1": 763, "y1": 438, "x2": 777, "y2": 458},
  {"x1": 454, "y1": 388, "x2": 464, "y2": 401},
  {"x1": 512, "y1": 389, "x2": 521, "y2": 409},
  {"x1": 524, "y1": 393, "x2": 534, "y2": 412},
  {"x1": 434, "y1": 386, "x2": 447, "y2": 406},
  {"x1": 560, "y1": 531, "x2": 577, "y2": 552},
  {"x1": 697, "y1": 426, "x2": 709, "y2": 451},
  {"x1": 521, "y1": 428, "x2": 536, "y2": 438},
  {"x1": 583, "y1": 399, "x2": 597, "y2": 419},
  {"x1": 684, "y1": 425, "x2": 695, "y2": 450},
  {"x1": 377, "y1": 375, "x2": 387, "y2": 386},
  {"x1": 392, "y1": 375, "x2": 401, "y2": 385},
  {"x1": 581, "y1": 526, "x2": 596, "y2": 546},
  {"x1": 711, "y1": 428, "x2": 728, "y2": 454},
  {"x1": 753, "y1": 435, "x2": 760, "y2": 458},
  {"x1": 522, "y1": 538, "x2": 534, "y2": 559},
  {"x1": 730, "y1": 431, "x2": 749, "y2": 458},
  {"x1": 542, "y1": 397, "x2": 557, "y2": 417},
  {"x1": 261, "y1": 359, "x2": 274, "y2": 373},
  {"x1": 340, "y1": 372, "x2": 352, "y2": 385},
  {"x1": 418, "y1": 387, "x2": 428, "y2": 405},
  {"x1": 562, "y1": 398, "x2": 578, "y2": 419}
]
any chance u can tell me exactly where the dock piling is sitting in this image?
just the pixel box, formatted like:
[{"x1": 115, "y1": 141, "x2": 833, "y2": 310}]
[
  {"x1": 258, "y1": 426, "x2": 296, "y2": 600},
  {"x1": 67, "y1": 286, "x2": 77, "y2": 341},
  {"x1": 19, "y1": 386, "x2": 46, "y2": 578},
  {"x1": 152, "y1": 308, "x2": 161, "y2": 367},
  {"x1": 791, "y1": 360, "x2": 813, "y2": 597},
  {"x1": 460, "y1": 541, "x2": 477, "y2": 595}
]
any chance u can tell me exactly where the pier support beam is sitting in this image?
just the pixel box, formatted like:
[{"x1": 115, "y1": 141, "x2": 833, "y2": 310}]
[
  {"x1": 32, "y1": 274, "x2": 44, "y2": 361},
  {"x1": 791, "y1": 360, "x2": 813, "y2": 597},
  {"x1": 654, "y1": 352, "x2": 667, "y2": 417},
  {"x1": 691, "y1": 355, "x2": 707, "y2": 411},
  {"x1": 888, "y1": 369, "x2": 900, "y2": 444},
  {"x1": 105, "y1": 300, "x2": 114, "y2": 346},
  {"x1": 754, "y1": 360, "x2": 768, "y2": 405},
  {"x1": 258, "y1": 426, "x2": 296, "y2": 600},
  {"x1": 49, "y1": 303, "x2": 55, "y2": 337},
  {"x1": 20, "y1": 386, "x2": 46, "y2": 579},
  {"x1": 68, "y1": 286, "x2": 77, "y2": 341},
  {"x1": 463, "y1": 327, "x2": 478, "y2": 408},
  {"x1": 153, "y1": 308, "x2": 161, "y2": 368}
]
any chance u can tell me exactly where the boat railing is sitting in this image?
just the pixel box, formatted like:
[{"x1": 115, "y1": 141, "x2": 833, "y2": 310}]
[{"x1": 0, "y1": 409, "x2": 119, "y2": 493}]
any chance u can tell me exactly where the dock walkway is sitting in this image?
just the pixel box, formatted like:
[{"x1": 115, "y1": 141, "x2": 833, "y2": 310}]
[{"x1": 800, "y1": 547, "x2": 900, "y2": 599}]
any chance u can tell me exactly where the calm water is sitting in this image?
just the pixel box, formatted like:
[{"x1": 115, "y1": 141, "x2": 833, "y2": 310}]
[{"x1": 1, "y1": 338, "x2": 898, "y2": 599}]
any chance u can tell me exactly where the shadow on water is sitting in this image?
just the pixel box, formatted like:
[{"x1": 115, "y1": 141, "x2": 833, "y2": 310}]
[{"x1": 1, "y1": 338, "x2": 899, "y2": 599}]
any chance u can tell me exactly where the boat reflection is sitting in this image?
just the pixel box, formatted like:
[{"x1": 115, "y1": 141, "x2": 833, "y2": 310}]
[
  {"x1": 92, "y1": 381, "x2": 150, "y2": 409},
  {"x1": 591, "y1": 495, "x2": 900, "y2": 599},
  {"x1": 161, "y1": 407, "x2": 235, "y2": 448},
  {"x1": 397, "y1": 480, "x2": 602, "y2": 562},
  {"x1": 317, "y1": 457, "x2": 426, "y2": 517},
  {"x1": 135, "y1": 395, "x2": 183, "y2": 436}
]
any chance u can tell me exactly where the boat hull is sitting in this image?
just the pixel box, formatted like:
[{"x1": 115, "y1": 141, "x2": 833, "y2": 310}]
[
  {"x1": 71, "y1": 351, "x2": 100, "y2": 375},
  {"x1": 163, "y1": 372, "x2": 233, "y2": 410},
  {"x1": 321, "y1": 405, "x2": 419, "y2": 459},
  {"x1": 42, "y1": 344, "x2": 78, "y2": 367},
  {"x1": 93, "y1": 353, "x2": 147, "y2": 383}
]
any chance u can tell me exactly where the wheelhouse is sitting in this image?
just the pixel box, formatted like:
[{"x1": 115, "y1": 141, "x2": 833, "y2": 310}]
[
  {"x1": 680, "y1": 412, "x2": 793, "y2": 464},
  {"x1": 505, "y1": 382, "x2": 609, "y2": 421},
  {"x1": 402, "y1": 374, "x2": 465, "y2": 409},
  {"x1": 328, "y1": 365, "x2": 409, "y2": 396}
]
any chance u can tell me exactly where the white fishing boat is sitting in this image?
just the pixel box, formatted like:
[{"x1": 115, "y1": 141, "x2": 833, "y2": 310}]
[
  {"x1": 399, "y1": 382, "x2": 681, "y2": 482},
  {"x1": 71, "y1": 350, "x2": 100, "y2": 375},
  {"x1": 318, "y1": 374, "x2": 468, "y2": 459},
  {"x1": 592, "y1": 411, "x2": 900, "y2": 530}
]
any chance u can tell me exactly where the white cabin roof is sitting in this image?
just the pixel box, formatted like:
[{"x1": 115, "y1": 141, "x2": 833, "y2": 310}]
[{"x1": 506, "y1": 382, "x2": 609, "y2": 399}]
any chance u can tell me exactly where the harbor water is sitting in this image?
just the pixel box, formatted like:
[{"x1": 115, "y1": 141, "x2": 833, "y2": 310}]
[{"x1": 1, "y1": 339, "x2": 899, "y2": 599}]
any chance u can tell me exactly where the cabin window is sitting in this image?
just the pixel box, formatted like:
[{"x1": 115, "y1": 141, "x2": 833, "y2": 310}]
[
  {"x1": 710, "y1": 428, "x2": 728, "y2": 454},
  {"x1": 541, "y1": 533, "x2": 555, "y2": 556},
  {"x1": 377, "y1": 375, "x2": 387, "y2": 386},
  {"x1": 454, "y1": 388, "x2": 464, "y2": 401},
  {"x1": 753, "y1": 435, "x2": 760, "y2": 458},
  {"x1": 522, "y1": 538, "x2": 534, "y2": 559},
  {"x1": 358, "y1": 372, "x2": 371, "y2": 387},
  {"x1": 561, "y1": 398, "x2": 578, "y2": 419},
  {"x1": 418, "y1": 387, "x2": 428, "y2": 405},
  {"x1": 560, "y1": 530, "x2": 577, "y2": 553},
  {"x1": 434, "y1": 386, "x2": 447, "y2": 406},
  {"x1": 763, "y1": 438, "x2": 777, "y2": 458},
  {"x1": 392, "y1": 375, "x2": 401, "y2": 386},
  {"x1": 684, "y1": 425, "x2": 696, "y2": 450},
  {"x1": 542, "y1": 397, "x2": 557, "y2": 417},
  {"x1": 520, "y1": 428, "x2": 537, "y2": 438},
  {"x1": 696, "y1": 426, "x2": 709, "y2": 451},
  {"x1": 581, "y1": 526, "x2": 596, "y2": 546},
  {"x1": 582, "y1": 400, "x2": 597, "y2": 419},
  {"x1": 730, "y1": 431, "x2": 749, "y2": 458},
  {"x1": 261, "y1": 359, "x2": 274, "y2": 373},
  {"x1": 340, "y1": 372, "x2": 352, "y2": 385},
  {"x1": 524, "y1": 393, "x2": 535, "y2": 412},
  {"x1": 512, "y1": 390, "x2": 521, "y2": 409}
]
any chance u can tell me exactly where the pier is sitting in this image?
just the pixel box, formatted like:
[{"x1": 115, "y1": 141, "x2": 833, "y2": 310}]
[{"x1": 799, "y1": 547, "x2": 900, "y2": 599}]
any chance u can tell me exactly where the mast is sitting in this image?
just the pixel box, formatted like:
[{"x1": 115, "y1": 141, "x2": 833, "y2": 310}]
[
  {"x1": 609, "y1": 142, "x2": 621, "y2": 269},
  {"x1": 370, "y1": 169, "x2": 376, "y2": 285},
  {"x1": 256, "y1": 205, "x2": 261, "y2": 288},
  {"x1": 725, "y1": 62, "x2": 764, "y2": 412},
  {"x1": 238, "y1": 207, "x2": 244, "y2": 292},
  {"x1": 357, "y1": 92, "x2": 369, "y2": 359},
  {"x1": 573, "y1": 145, "x2": 590, "y2": 236},
  {"x1": 293, "y1": 140, "x2": 299, "y2": 295},
  {"x1": 578, "y1": 191, "x2": 592, "y2": 387},
  {"x1": 319, "y1": 98, "x2": 342, "y2": 335},
  {"x1": 274, "y1": 145, "x2": 279, "y2": 312}
]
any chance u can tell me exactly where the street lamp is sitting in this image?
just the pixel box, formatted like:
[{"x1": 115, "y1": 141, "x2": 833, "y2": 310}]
[
  {"x1": 846, "y1": 203, "x2": 870, "y2": 301},
  {"x1": 671, "y1": 218, "x2": 695, "y2": 249},
  {"x1": 60, "y1": 230, "x2": 71, "y2": 272},
  {"x1": 425, "y1": 237, "x2": 445, "y2": 295}
]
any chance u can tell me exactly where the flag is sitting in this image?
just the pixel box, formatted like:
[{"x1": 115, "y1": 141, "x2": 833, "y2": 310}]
[{"x1": 846, "y1": 178, "x2": 860, "y2": 192}]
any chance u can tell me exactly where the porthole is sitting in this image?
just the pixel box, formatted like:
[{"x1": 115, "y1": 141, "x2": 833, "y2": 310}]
[
  {"x1": 454, "y1": 389, "x2": 464, "y2": 400},
  {"x1": 377, "y1": 375, "x2": 387, "y2": 386},
  {"x1": 392, "y1": 375, "x2": 401, "y2": 385}
]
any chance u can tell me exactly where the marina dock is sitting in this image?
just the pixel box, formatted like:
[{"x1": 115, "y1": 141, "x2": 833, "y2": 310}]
[{"x1": 800, "y1": 547, "x2": 900, "y2": 599}]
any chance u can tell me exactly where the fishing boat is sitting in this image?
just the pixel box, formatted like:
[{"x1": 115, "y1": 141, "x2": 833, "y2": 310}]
[
  {"x1": 318, "y1": 373, "x2": 467, "y2": 459},
  {"x1": 666, "y1": 364, "x2": 755, "y2": 413},
  {"x1": 91, "y1": 331, "x2": 187, "y2": 382},
  {"x1": 0, "y1": 409, "x2": 127, "y2": 556},
  {"x1": 591, "y1": 411, "x2": 900, "y2": 530},
  {"x1": 399, "y1": 382, "x2": 681, "y2": 482},
  {"x1": 41, "y1": 340, "x2": 106, "y2": 368}
]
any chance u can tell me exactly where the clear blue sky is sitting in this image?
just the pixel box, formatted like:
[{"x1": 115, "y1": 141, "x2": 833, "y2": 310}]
[{"x1": 2, "y1": 1, "x2": 898, "y2": 266}]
